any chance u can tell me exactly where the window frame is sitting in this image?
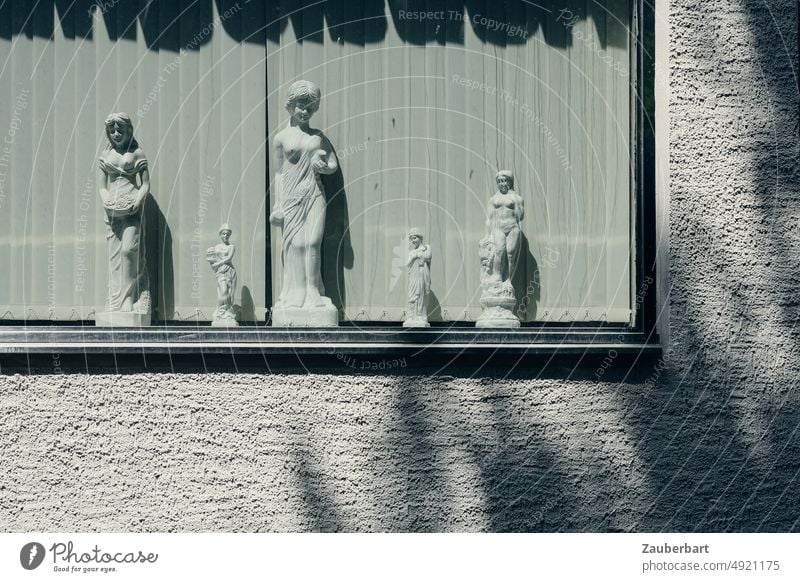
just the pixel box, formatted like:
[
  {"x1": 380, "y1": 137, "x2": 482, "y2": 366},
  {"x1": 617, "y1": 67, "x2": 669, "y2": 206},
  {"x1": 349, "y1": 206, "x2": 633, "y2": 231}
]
[{"x1": 0, "y1": 0, "x2": 661, "y2": 358}]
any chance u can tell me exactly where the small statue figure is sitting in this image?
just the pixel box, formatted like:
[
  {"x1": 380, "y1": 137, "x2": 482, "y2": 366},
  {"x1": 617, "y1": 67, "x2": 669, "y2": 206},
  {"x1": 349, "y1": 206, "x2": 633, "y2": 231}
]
[
  {"x1": 403, "y1": 228, "x2": 432, "y2": 328},
  {"x1": 207, "y1": 223, "x2": 238, "y2": 326},
  {"x1": 477, "y1": 170, "x2": 523, "y2": 328},
  {"x1": 269, "y1": 80, "x2": 339, "y2": 327},
  {"x1": 95, "y1": 112, "x2": 151, "y2": 327}
]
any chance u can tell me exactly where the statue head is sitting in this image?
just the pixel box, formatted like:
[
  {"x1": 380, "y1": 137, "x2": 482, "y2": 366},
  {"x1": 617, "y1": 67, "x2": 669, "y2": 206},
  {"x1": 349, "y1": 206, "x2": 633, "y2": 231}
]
[
  {"x1": 495, "y1": 170, "x2": 514, "y2": 193},
  {"x1": 408, "y1": 227, "x2": 423, "y2": 247},
  {"x1": 285, "y1": 80, "x2": 321, "y2": 125},
  {"x1": 219, "y1": 223, "x2": 232, "y2": 244},
  {"x1": 104, "y1": 112, "x2": 138, "y2": 152}
]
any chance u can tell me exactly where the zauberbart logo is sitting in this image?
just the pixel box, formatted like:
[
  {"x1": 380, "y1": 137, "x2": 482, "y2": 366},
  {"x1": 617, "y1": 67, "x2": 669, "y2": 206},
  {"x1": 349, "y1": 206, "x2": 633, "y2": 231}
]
[{"x1": 20, "y1": 542, "x2": 46, "y2": 570}]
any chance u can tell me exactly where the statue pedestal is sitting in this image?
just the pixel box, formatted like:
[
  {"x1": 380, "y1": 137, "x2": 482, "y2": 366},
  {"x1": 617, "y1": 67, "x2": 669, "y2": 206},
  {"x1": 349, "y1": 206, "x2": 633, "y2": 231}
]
[
  {"x1": 476, "y1": 305, "x2": 520, "y2": 328},
  {"x1": 271, "y1": 304, "x2": 338, "y2": 327},
  {"x1": 95, "y1": 311, "x2": 151, "y2": 327},
  {"x1": 476, "y1": 288, "x2": 520, "y2": 329},
  {"x1": 477, "y1": 234, "x2": 521, "y2": 329},
  {"x1": 403, "y1": 318, "x2": 430, "y2": 328},
  {"x1": 212, "y1": 319, "x2": 239, "y2": 327}
]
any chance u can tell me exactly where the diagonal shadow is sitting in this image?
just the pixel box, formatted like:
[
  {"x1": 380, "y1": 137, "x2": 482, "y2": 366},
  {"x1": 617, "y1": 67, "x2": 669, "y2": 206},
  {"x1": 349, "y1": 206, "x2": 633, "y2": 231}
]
[{"x1": 614, "y1": 0, "x2": 800, "y2": 532}]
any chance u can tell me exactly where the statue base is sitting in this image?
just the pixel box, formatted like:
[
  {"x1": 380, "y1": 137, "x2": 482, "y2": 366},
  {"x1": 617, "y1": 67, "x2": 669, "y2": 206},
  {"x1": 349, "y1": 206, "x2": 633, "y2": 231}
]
[
  {"x1": 476, "y1": 288, "x2": 520, "y2": 329},
  {"x1": 212, "y1": 318, "x2": 239, "y2": 327},
  {"x1": 271, "y1": 303, "x2": 338, "y2": 327},
  {"x1": 403, "y1": 318, "x2": 430, "y2": 328},
  {"x1": 95, "y1": 311, "x2": 151, "y2": 327},
  {"x1": 476, "y1": 305, "x2": 521, "y2": 328}
]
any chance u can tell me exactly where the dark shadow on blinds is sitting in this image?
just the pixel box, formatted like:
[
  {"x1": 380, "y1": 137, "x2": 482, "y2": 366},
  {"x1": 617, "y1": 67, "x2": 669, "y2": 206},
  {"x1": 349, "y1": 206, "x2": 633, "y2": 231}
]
[
  {"x1": 0, "y1": 1, "x2": 623, "y2": 50},
  {"x1": 321, "y1": 144, "x2": 354, "y2": 317}
]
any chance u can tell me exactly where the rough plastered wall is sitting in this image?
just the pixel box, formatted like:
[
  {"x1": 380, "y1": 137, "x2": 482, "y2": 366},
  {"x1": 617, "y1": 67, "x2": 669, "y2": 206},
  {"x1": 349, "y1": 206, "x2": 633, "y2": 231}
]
[
  {"x1": 664, "y1": 0, "x2": 800, "y2": 531},
  {"x1": 0, "y1": 369, "x2": 659, "y2": 532},
  {"x1": 1, "y1": 0, "x2": 799, "y2": 532}
]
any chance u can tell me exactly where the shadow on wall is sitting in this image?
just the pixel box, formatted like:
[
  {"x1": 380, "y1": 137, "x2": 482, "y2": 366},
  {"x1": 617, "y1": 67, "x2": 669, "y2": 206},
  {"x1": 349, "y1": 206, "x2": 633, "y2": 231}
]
[
  {"x1": 392, "y1": 377, "x2": 450, "y2": 531},
  {"x1": 0, "y1": 1, "x2": 626, "y2": 50},
  {"x1": 385, "y1": 375, "x2": 579, "y2": 531},
  {"x1": 293, "y1": 451, "x2": 343, "y2": 532},
  {"x1": 471, "y1": 384, "x2": 576, "y2": 531},
  {"x1": 611, "y1": 0, "x2": 800, "y2": 531},
  {"x1": 739, "y1": 9, "x2": 800, "y2": 522}
]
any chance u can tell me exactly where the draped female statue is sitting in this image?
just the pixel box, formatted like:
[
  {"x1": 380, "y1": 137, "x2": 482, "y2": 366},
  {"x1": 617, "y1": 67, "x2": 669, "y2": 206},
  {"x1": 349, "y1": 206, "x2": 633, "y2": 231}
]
[
  {"x1": 403, "y1": 228, "x2": 432, "y2": 328},
  {"x1": 207, "y1": 223, "x2": 238, "y2": 326},
  {"x1": 269, "y1": 80, "x2": 339, "y2": 326},
  {"x1": 96, "y1": 113, "x2": 151, "y2": 326}
]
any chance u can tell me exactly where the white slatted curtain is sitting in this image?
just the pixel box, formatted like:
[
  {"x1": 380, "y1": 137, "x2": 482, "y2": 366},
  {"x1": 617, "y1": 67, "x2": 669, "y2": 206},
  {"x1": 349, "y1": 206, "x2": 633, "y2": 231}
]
[
  {"x1": 267, "y1": 0, "x2": 633, "y2": 323},
  {"x1": 0, "y1": 0, "x2": 267, "y2": 322}
]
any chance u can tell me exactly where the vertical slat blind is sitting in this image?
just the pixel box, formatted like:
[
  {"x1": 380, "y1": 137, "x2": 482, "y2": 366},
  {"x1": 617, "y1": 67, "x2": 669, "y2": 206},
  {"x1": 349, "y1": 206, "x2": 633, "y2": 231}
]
[
  {"x1": 0, "y1": 0, "x2": 266, "y2": 321},
  {"x1": 0, "y1": 1, "x2": 632, "y2": 325},
  {"x1": 267, "y1": 0, "x2": 633, "y2": 323}
]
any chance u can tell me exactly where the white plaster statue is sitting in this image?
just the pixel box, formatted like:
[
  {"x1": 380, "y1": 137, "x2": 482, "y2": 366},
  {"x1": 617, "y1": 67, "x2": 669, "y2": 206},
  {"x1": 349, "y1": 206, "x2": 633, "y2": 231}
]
[
  {"x1": 403, "y1": 228, "x2": 432, "y2": 328},
  {"x1": 207, "y1": 223, "x2": 238, "y2": 326},
  {"x1": 96, "y1": 113, "x2": 151, "y2": 327},
  {"x1": 269, "y1": 80, "x2": 339, "y2": 327},
  {"x1": 477, "y1": 170, "x2": 523, "y2": 328}
]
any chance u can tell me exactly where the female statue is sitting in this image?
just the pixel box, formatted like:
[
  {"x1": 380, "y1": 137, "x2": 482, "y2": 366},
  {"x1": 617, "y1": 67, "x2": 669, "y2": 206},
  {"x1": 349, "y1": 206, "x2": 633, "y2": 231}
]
[
  {"x1": 97, "y1": 113, "x2": 151, "y2": 323},
  {"x1": 206, "y1": 223, "x2": 238, "y2": 326},
  {"x1": 269, "y1": 80, "x2": 339, "y2": 326},
  {"x1": 403, "y1": 228, "x2": 432, "y2": 328},
  {"x1": 477, "y1": 170, "x2": 524, "y2": 328},
  {"x1": 485, "y1": 170, "x2": 524, "y2": 282}
]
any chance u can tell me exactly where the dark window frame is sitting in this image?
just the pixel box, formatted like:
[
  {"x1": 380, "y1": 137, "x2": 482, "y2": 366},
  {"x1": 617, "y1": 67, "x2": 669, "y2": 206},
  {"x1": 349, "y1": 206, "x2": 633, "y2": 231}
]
[{"x1": 0, "y1": 0, "x2": 659, "y2": 359}]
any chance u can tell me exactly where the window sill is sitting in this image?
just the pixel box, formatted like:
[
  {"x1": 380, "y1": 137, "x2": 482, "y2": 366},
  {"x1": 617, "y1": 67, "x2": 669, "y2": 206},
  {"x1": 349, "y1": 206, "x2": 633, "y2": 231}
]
[{"x1": 0, "y1": 325, "x2": 660, "y2": 356}]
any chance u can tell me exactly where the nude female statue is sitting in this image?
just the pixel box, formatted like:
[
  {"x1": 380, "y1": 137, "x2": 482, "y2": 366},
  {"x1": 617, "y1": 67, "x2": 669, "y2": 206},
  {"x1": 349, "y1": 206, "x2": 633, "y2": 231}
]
[
  {"x1": 207, "y1": 223, "x2": 238, "y2": 325},
  {"x1": 476, "y1": 170, "x2": 523, "y2": 328},
  {"x1": 97, "y1": 113, "x2": 151, "y2": 322},
  {"x1": 485, "y1": 170, "x2": 524, "y2": 283},
  {"x1": 269, "y1": 80, "x2": 339, "y2": 325}
]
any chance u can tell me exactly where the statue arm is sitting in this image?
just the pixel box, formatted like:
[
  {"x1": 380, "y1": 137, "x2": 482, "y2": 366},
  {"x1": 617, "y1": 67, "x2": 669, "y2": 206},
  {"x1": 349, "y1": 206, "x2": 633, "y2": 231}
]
[
  {"x1": 318, "y1": 135, "x2": 338, "y2": 175},
  {"x1": 270, "y1": 137, "x2": 285, "y2": 225},
  {"x1": 422, "y1": 245, "x2": 432, "y2": 262},
  {"x1": 274, "y1": 137, "x2": 285, "y2": 200},
  {"x1": 220, "y1": 244, "x2": 235, "y2": 265},
  {"x1": 98, "y1": 164, "x2": 109, "y2": 204},
  {"x1": 515, "y1": 194, "x2": 525, "y2": 222},
  {"x1": 135, "y1": 167, "x2": 150, "y2": 211},
  {"x1": 210, "y1": 245, "x2": 235, "y2": 269},
  {"x1": 485, "y1": 200, "x2": 495, "y2": 234}
]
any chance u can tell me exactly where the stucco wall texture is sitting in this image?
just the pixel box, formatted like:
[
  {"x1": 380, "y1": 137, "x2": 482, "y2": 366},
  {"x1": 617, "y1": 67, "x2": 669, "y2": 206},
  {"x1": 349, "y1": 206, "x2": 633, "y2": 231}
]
[{"x1": 1, "y1": 0, "x2": 799, "y2": 532}]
